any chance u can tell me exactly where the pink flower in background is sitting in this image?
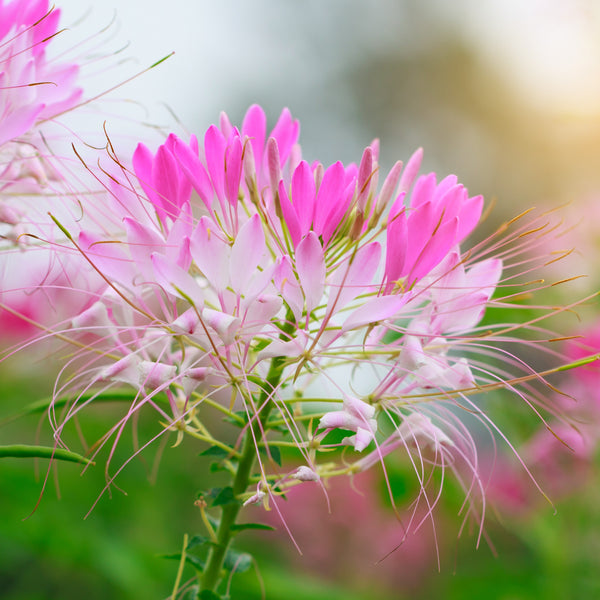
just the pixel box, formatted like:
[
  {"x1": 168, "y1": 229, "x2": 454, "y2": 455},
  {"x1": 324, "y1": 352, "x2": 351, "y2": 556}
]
[
  {"x1": 253, "y1": 471, "x2": 435, "y2": 595},
  {"x1": 0, "y1": 0, "x2": 82, "y2": 147}
]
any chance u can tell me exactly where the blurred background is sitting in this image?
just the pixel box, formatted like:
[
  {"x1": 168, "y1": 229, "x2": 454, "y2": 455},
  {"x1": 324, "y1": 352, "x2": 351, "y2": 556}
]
[{"x1": 2, "y1": 0, "x2": 600, "y2": 598}]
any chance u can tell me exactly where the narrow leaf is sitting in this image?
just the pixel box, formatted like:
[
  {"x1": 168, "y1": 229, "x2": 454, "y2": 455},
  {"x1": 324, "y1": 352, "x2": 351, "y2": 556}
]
[{"x1": 0, "y1": 445, "x2": 93, "y2": 465}]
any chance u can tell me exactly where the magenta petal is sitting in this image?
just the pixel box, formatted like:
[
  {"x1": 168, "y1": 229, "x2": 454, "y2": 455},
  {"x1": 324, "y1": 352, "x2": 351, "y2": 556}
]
[
  {"x1": 410, "y1": 173, "x2": 437, "y2": 209},
  {"x1": 384, "y1": 206, "x2": 408, "y2": 288},
  {"x1": 313, "y1": 161, "x2": 344, "y2": 236},
  {"x1": 242, "y1": 104, "x2": 267, "y2": 173},
  {"x1": 321, "y1": 179, "x2": 355, "y2": 245},
  {"x1": 399, "y1": 147, "x2": 423, "y2": 193},
  {"x1": 278, "y1": 180, "x2": 301, "y2": 247},
  {"x1": 376, "y1": 160, "x2": 403, "y2": 215},
  {"x1": 291, "y1": 161, "x2": 316, "y2": 237},
  {"x1": 296, "y1": 232, "x2": 325, "y2": 315},
  {"x1": 224, "y1": 136, "x2": 243, "y2": 206},
  {"x1": 204, "y1": 125, "x2": 227, "y2": 206},
  {"x1": 171, "y1": 136, "x2": 213, "y2": 210},
  {"x1": 152, "y1": 145, "x2": 181, "y2": 219},
  {"x1": 270, "y1": 107, "x2": 300, "y2": 165},
  {"x1": 408, "y1": 217, "x2": 459, "y2": 284},
  {"x1": 356, "y1": 146, "x2": 374, "y2": 211},
  {"x1": 132, "y1": 143, "x2": 160, "y2": 208},
  {"x1": 457, "y1": 194, "x2": 484, "y2": 242}
]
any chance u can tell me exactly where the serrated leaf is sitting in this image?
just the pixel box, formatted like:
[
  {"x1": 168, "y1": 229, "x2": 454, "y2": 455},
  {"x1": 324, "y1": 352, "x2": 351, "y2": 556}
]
[
  {"x1": 0, "y1": 445, "x2": 93, "y2": 465},
  {"x1": 223, "y1": 548, "x2": 252, "y2": 573},
  {"x1": 230, "y1": 522, "x2": 275, "y2": 533}
]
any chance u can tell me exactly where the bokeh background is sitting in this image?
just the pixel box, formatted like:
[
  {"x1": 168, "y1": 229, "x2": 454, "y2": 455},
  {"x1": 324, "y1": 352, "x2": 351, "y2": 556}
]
[{"x1": 2, "y1": 1, "x2": 600, "y2": 598}]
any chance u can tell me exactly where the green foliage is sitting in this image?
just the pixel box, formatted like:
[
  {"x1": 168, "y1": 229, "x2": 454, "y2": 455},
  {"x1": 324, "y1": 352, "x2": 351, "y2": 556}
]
[{"x1": 0, "y1": 444, "x2": 93, "y2": 465}]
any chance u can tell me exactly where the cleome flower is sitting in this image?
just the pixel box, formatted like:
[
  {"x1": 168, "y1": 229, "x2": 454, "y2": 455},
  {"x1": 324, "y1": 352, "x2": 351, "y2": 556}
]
[{"x1": 9, "y1": 102, "x2": 579, "y2": 543}]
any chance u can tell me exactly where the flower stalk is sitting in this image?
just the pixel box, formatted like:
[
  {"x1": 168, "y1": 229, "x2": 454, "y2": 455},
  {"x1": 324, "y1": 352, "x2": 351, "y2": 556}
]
[{"x1": 199, "y1": 351, "x2": 287, "y2": 594}]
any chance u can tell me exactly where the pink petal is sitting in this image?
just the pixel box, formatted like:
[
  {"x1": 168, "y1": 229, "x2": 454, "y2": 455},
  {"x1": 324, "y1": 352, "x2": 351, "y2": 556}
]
[
  {"x1": 230, "y1": 214, "x2": 265, "y2": 291},
  {"x1": 270, "y1": 107, "x2": 300, "y2": 165},
  {"x1": 123, "y1": 217, "x2": 165, "y2": 280},
  {"x1": 151, "y1": 252, "x2": 203, "y2": 303},
  {"x1": 291, "y1": 161, "x2": 316, "y2": 237},
  {"x1": 399, "y1": 147, "x2": 423, "y2": 193},
  {"x1": 132, "y1": 143, "x2": 161, "y2": 208},
  {"x1": 171, "y1": 135, "x2": 213, "y2": 210},
  {"x1": 0, "y1": 103, "x2": 45, "y2": 146},
  {"x1": 201, "y1": 308, "x2": 240, "y2": 345},
  {"x1": 78, "y1": 231, "x2": 136, "y2": 288},
  {"x1": 407, "y1": 216, "x2": 458, "y2": 284},
  {"x1": 278, "y1": 180, "x2": 301, "y2": 247},
  {"x1": 327, "y1": 241, "x2": 381, "y2": 315},
  {"x1": 225, "y1": 135, "x2": 243, "y2": 206},
  {"x1": 313, "y1": 161, "x2": 345, "y2": 237},
  {"x1": 342, "y1": 295, "x2": 407, "y2": 333},
  {"x1": 273, "y1": 256, "x2": 304, "y2": 323},
  {"x1": 204, "y1": 125, "x2": 227, "y2": 206},
  {"x1": 242, "y1": 104, "x2": 267, "y2": 172},
  {"x1": 296, "y1": 232, "x2": 325, "y2": 315}
]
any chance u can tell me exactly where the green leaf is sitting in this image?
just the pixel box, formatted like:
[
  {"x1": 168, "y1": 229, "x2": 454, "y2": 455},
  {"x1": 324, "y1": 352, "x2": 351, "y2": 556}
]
[
  {"x1": 211, "y1": 487, "x2": 239, "y2": 507},
  {"x1": 222, "y1": 410, "x2": 246, "y2": 428},
  {"x1": 1, "y1": 389, "x2": 168, "y2": 425},
  {"x1": 230, "y1": 522, "x2": 275, "y2": 533},
  {"x1": 209, "y1": 461, "x2": 229, "y2": 474},
  {"x1": 198, "y1": 591, "x2": 221, "y2": 600},
  {"x1": 0, "y1": 445, "x2": 93, "y2": 465},
  {"x1": 181, "y1": 586, "x2": 199, "y2": 600},
  {"x1": 223, "y1": 548, "x2": 252, "y2": 573},
  {"x1": 199, "y1": 446, "x2": 230, "y2": 459},
  {"x1": 186, "y1": 535, "x2": 210, "y2": 552},
  {"x1": 159, "y1": 552, "x2": 205, "y2": 571},
  {"x1": 259, "y1": 444, "x2": 281, "y2": 466},
  {"x1": 269, "y1": 445, "x2": 281, "y2": 466}
]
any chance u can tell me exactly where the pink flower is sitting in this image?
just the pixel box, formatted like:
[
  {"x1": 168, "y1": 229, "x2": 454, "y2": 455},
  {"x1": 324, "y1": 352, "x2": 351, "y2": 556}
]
[
  {"x1": 384, "y1": 173, "x2": 483, "y2": 290},
  {"x1": 0, "y1": 0, "x2": 82, "y2": 146},
  {"x1": 10, "y1": 103, "x2": 573, "y2": 536}
]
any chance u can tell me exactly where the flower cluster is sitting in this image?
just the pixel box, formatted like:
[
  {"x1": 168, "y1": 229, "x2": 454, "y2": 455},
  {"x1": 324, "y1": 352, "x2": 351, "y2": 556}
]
[
  {"x1": 0, "y1": 3, "x2": 590, "y2": 597},
  {"x1": 20, "y1": 99, "x2": 568, "y2": 534},
  {"x1": 0, "y1": 0, "x2": 90, "y2": 339},
  {"x1": 0, "y1": 0, "x2": 82, "y2": 211}
]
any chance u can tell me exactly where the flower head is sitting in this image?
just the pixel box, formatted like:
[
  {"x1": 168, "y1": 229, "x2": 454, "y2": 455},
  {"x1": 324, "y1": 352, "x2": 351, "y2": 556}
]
[{"x1": 8, "y1": 103, "x2": 578, "y2": 541}]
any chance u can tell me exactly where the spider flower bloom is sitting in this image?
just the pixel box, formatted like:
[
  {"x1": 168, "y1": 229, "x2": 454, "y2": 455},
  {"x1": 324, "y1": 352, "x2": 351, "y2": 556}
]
[
  {"x1": 0, "y1": 0, "x2": 82, "y2": 186},
  {"x1": 0, "y1": 0, "x2": 88, "y2": 338},
  {"x1": 32, "y1": 104, "x2": 572, "y2": 535}
]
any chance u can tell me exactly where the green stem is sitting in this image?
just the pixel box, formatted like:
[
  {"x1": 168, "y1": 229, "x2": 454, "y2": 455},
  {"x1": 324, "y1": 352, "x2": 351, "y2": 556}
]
[{"x1": 198, "y1": 354, "x2": 286, "y2": 595}]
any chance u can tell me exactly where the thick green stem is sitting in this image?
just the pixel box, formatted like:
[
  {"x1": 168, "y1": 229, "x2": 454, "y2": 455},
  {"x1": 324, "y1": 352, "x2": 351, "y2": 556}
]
[{"x1": 198, "y1": 355, "x2": 286, "y2": 595}]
